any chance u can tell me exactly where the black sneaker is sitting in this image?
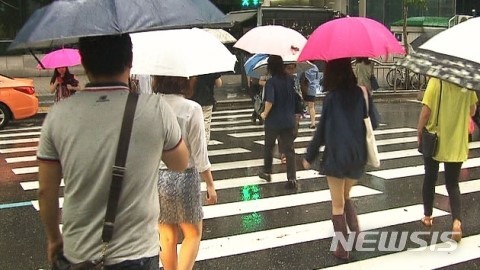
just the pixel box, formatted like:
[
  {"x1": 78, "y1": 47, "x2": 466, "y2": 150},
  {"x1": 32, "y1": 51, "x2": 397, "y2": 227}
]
[
  {"x1": 286, "y1": 179, "x2": 298, "y2": 189},
  {"x1": 258, "y1": 172, "x2": 271, "y2": 182}
]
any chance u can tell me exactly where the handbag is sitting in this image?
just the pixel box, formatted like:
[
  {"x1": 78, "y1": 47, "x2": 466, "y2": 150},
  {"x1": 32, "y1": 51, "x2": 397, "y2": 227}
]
[
  {"x1": 370, "y1": 75, "x2": 379, "y2": 91},
  {"x1": 254, "y1": 87, "x2": 265, "y2": 115},
  {"x1": 361, "y1": 87, "x2": 380, "y2": 168},
  {"x1": 52, "y1": 92, "x2": 139, "y2": 270},
  {"x1": 419, "y1": 82, "x2": 442, "y2": 158}
]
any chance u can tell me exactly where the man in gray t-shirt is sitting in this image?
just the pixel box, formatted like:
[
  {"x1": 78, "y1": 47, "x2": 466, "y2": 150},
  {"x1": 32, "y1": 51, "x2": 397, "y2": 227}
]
[{"x1": 37, "y1": 34, "x2": 189, "y2": 269}]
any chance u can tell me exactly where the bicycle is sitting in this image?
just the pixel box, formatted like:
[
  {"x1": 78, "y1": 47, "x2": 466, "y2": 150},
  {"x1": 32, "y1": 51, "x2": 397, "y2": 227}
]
[{"x1": 386, "y1": 67, "x2": 427, "y2": 90}]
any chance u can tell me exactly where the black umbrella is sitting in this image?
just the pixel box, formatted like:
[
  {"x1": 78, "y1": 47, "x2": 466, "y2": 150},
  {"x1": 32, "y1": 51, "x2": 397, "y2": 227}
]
[
  {"x1": 9, "y1": 0, "x2": 230, "y2": 50},
  {"x1": 409, "y1": 29, "x2": 444, "y2": 51}
]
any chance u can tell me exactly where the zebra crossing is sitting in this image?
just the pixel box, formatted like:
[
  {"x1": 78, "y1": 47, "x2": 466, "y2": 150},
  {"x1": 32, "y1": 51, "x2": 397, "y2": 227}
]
[{"x1": 1, "y1": 105, "x2": 480, "y2": 269}]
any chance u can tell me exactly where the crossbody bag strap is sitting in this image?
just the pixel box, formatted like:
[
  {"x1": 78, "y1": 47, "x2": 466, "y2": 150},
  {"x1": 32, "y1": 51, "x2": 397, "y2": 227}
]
[
  {"x1": 434, "y1": 81, "x2": 443, "y2": 127},
  {"x1": 102, "y1": 92, "x2": 139, "y2": 245}
]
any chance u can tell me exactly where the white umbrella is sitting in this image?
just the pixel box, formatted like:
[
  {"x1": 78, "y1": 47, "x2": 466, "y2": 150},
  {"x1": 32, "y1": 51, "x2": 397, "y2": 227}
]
[
  {"x1": 131, "y1": 28, "x2": 237, "y2": 77},
  {"x1": 234, "y1": 25, "x2": 307, "y2": 56},
  {"x1": 202, "y1": 28, "x2": 237, "y2": 44},
  {"x1": 400, "y1": 17, "x2": 480, "y2": 90}
]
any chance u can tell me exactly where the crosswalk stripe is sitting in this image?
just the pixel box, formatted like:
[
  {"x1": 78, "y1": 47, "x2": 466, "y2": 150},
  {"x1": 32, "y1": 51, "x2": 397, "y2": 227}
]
[
  {"x1": 322, "y1": 234, "x2": 480, "y2": 270},
  {"x1": 0, "y1": 131, "x2": 40, "y2": 138},
  {"x1": 211, "y1": 120, "x2": 313, "y2": 132},
  {"x1": 256, "y1": 136, "x2": 417, "y2": 145},
  {"x1": 208, "y1": 148, "x2": 250, "y2": 156},
  {"x1": 212, "y1": 113, "x2": 252, "y2": 120},
  {"x1": 0, "y1": 138, "x2": 39, "y2": 145},
  {"x1": 231, "y1": 127, "x2": 415, "y2": 139},
  {"x1": 12, "y1": 166, "x2": 38, "y2": 175},
  {"x1": 211, "y1": 158, "x2": 281, "y2": 172},
  {"x1": 0, "y1": 126, "x2": 41, "y2": 133},
  {"x1": 203, "y1": 185, "x2": 381, "y2": 219},
  {"x1": 20, "y1": 170, "x2": 320, "y2": 193},
  {"x1": 190, "y1": 205, "x2": 449, "y2": 263},
  {"x1": 207, "y1": 140, "x2": 223, "y2": 146},
  {"x1": 13, "y1": 158, "x2": 280, "y2": 175},
  {"x1": 6, "y1": 156, "x2": 36, "y2": 163},
  {"x1": 20, "y1": 179, "x2": 65, "y2": 191},
  {"x1": 201, "y1": 170, "x2": 321, "y2": 191},
  {"x1": 211, "y1": 119, "x2": 252, "y2": 126},
  {"x1": 212, "y1": 108, "x2": 252, "y2": 115},
  {"x1": 369, "y1": 157, "x2": 480, "y2": 180},
  {"x1": 296, "y1": 142, "x2": 480, "y2": 159},
  {"x1": 0, "y1": 146, "x2": 38, "y2": 154},
  {"x1": 10, "y1": 148, "x2": 251, "y2": 164},
  {"x1": 436, "y1": 179, "x2": 480, "y2": 196}
]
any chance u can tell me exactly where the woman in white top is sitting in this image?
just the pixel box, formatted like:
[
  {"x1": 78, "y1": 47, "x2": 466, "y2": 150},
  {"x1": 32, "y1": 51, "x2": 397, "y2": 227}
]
[{"x1": 153, "y1": 76, "x2": 218, "y2": 270}]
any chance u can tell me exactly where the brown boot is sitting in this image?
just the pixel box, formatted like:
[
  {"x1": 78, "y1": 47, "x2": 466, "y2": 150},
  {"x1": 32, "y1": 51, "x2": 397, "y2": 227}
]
[
  {"x1": 331, "y1": 214, "x2": 350, "y2": 260},
  {"x1": 344, "y1": 199, "x2": 362, "y2": 249},
  {"x1": 344, "y1": 199, "x2": 360, "y2": 233}
]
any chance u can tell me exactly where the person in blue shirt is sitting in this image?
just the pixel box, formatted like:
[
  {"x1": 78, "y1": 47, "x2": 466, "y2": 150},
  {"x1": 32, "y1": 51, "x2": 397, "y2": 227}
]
[
  {"x1": 303, "y1": 58, "x2": 379, "y2": 260},
  {"x1": 300, "y1": 65, "x2": 322, "y2": 129},
  {"x1": 259, "y1": 55, "x2": 298, "y2": 189}
]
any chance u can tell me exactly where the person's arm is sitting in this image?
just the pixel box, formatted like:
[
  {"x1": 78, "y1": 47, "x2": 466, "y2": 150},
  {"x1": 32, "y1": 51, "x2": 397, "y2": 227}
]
[
  {"x1": 200, "y1": 169, "x2": 217, "y2": 204},
  {"x1": 49, "y1": 80, "x2": 59, "y2": 94},
  {"x1": 417, "y1": 105, "x2": 431, "y2": 146},
  {"x1": 470, "y1": 104, "x2": 476, "y2": 117},
  {"x1": 38, "y1": 161, "x2": 63, "y2": 262},
  {"x1": 214, "y1": 77, "x2": 222, "y2": 88},
  {"x1": 162, "y1": 139, "x2": 189, "y2": 172},
  {"x1": 260, "y1": 101, "x2": 272, "y2": 120}
]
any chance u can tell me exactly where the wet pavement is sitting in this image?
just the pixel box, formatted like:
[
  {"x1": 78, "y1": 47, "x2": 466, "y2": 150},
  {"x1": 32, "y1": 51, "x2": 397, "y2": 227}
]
[{"x1": 1, "y1": 94, "x2": 480, "y2": 269}]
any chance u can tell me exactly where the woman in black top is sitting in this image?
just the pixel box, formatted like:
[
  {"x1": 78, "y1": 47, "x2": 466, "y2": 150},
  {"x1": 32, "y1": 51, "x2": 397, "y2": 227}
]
[
  {"x1": 303, "y1": 58, "x2": 379, "y2": 260},
  {"x1": 49, "y1": 67, "x2": 80, "y2": 102}
]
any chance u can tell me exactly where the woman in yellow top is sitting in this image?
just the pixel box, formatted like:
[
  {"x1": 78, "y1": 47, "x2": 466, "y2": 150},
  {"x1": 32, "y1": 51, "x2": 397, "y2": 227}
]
[{"x1": 417, "y1": 78, "x2": 477, "y2": 242}]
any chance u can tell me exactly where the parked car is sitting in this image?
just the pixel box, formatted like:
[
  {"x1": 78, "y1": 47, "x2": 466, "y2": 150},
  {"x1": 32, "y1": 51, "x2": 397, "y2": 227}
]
[{"x1": 0, "y1": 74, "x2": 39, "y2": 129}]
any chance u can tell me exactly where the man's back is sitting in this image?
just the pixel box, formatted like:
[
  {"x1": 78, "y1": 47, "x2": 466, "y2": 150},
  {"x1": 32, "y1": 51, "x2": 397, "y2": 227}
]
[{"x1": 38, "y1": 86, "x2": 181, "y2": 264}]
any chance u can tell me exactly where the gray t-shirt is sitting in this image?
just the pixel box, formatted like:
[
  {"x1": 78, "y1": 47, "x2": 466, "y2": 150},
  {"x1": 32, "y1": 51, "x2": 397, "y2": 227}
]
[{"x1": 37, "y1": 84, "x2": 181, "y2": 264}]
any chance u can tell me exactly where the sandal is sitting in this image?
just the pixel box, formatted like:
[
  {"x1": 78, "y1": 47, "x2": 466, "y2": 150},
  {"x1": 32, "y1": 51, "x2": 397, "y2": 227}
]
[
  {"x1": 421, "y1": 216, "x2": 433, "y2": 227},
  {"x1": 451, "y1": 220, "x2": 462, "y2": 242}
]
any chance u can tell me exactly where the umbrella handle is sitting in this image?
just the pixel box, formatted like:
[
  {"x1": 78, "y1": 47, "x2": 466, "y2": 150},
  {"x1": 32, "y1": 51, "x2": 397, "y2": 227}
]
[{"x1": 30, "y1": 49, "x2": 46, "y2": 70}]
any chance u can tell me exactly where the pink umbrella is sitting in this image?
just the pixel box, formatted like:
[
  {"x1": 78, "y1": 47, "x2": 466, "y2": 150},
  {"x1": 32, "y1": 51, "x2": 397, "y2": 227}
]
[
  {"x1": 37, "y1": 48, "x2": 81, "y2": 69},
  {"x1": 298, "y1": 17, "x2": 405, "y2": 62},
  {"x1": 234, "y1": 25, "x2": 307, "y2": 56}
]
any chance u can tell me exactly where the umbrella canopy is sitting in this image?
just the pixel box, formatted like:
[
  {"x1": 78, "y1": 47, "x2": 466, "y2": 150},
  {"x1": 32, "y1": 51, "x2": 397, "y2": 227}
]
[
  {"x1": 130, "y1": 28, "x2": 237, "y2": 78},
  {"x1": 298, "y1": 17, "x2": 405, "y2": 61},
  {"x1": 9, "y1": 0, "x2": 228, "y2": 50},
  {"x1": 248, "y1": 55, "x2": 316, "y2": 79},
  {"x1": 36, "y1": 48, "x2": 81, "y2": 69},
  {"x1": 244, "y1": 54, "x2": 269, "y2": 77},
  {"x1": 202, "y1": 28, "x2": 237, "y2": 44},
  {"x1": 233, "y1": 25, "x2": 307, "y2": 56},
  {"x1": 399, "y1": 17, "x2": 480, "y2": 90}
]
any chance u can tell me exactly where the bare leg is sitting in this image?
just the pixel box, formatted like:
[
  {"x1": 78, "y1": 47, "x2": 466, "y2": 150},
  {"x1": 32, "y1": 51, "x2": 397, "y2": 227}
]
[
  {"x1": 158, "y1": 223, "x2": 179, "y2": 270},
  {"x1": 327, "y1": 176, "x2": 346, "y2": 215},
  {"x1": 178, "y1": 221, "x2": 203, "y2": 270},
  {"x1": 307, "y1": 101, "x2": 316, "y2": 127}
]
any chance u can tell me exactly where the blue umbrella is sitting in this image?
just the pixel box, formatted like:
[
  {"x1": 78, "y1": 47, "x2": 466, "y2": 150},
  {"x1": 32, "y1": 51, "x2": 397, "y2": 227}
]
[
  {"x1": 9, "y1": 0, "x2": 230, "y2": 50},
  {"x1": 244, "y1": 54, "x2": 269, "y2": 78}
]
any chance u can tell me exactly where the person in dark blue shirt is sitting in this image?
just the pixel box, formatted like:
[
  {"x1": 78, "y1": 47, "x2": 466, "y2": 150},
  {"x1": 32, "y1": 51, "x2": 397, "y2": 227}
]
[
  {"x1": 303, "y1": 58, "x2": 379, "y2": 260},
  {"x1": 259, "y1": 55, "x2": 298, "y2": 189}
]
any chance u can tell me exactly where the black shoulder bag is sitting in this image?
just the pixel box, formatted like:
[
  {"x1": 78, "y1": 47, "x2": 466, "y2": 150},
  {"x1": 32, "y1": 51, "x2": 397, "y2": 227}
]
[
  {"x1": 419, "y1": 81, "x2": 442, "y2": 158},
  {"x1": 53, "y1": 92, "x2": 139, "y2": 270}
]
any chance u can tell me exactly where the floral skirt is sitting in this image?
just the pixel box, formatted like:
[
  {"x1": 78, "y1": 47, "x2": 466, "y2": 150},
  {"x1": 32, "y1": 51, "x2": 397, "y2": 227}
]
[{"x1": 157, "y1": 168, "x2": 203, "y2": 224}]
